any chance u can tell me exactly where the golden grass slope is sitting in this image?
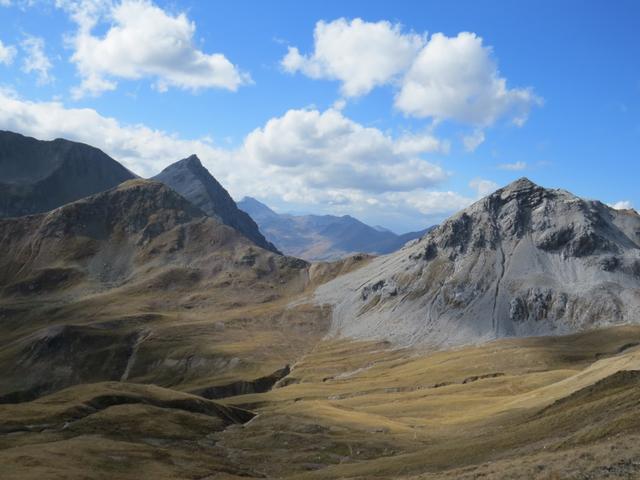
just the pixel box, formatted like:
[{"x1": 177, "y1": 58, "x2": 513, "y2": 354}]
[
  {"x1": 217, "y1": 326, "x2": 640, "y2": 479},
  {"x1": 2, "y1": 326, "x2": 640, "y2": 478}
]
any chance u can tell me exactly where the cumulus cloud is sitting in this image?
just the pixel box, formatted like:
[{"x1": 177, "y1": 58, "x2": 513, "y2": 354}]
[
  {"x1": 609, "y1": 200, "x2": 634, "y2": 210},
  {"x1": 21, "y1": 36, "x2": 53, "y2": 84},
  {"x1": 469, "y1": 178, "x2": 498, "y2": 198},
  {"x1": 283, "y1": 20, "x2": 540, "y2": 130},
  {"x1": 243, "y1": 107, "x2": 448, "y2": 193},
  {"x1": 58, "y1": 0, "x2": 250, "y2": 98},
  {"x1": 281, "y1": 18, "x2": 423, "y2": 97},
  {"x1": 387, "y1": 190, "x2": 473, "y2": 216},
  {"x1": 462, "y1": 129, "x2": 485, "y2": 152},
  {"x1": 498, "y1": 161, "x2": 527, "y2": 171},
  {"x1": 396, "y1": 32, "x2": 541, "y2": 126},
  {"x1": 393, "y1": 131, "x2": 450, "y2": 156},
  {"x1": 0, "y1": 87, "x2": 231, "y2": 176},
  {"x1": 0, "y1": 89, "x2": 466, "y2": 229},
  {"x1": 0, "y1": 39, "x2": 16, "y2": 65}
]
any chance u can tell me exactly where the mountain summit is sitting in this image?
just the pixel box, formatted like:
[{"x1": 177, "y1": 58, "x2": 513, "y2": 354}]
[
  {"x1": 316, "y1": 177, "x2": 640, "y2": 347},
  {"x1": 152, "y1": 155, "x2": 280, "y2": 254},
  {"x1": 0, "y1": 130, "x2": 135, "y2": 217}
]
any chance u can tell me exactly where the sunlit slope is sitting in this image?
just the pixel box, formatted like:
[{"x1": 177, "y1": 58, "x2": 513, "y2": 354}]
[
  {"x1": 217, "y1": 325, "x2": 640, "y2": 479},
  {"x1": 316, "y1": 178, "x2": 640, "y2": 347}
]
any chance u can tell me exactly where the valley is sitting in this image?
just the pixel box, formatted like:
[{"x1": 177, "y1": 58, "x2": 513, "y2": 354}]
[{"x1": 0, "y1": 132, "x2": 639, "y2": 479}]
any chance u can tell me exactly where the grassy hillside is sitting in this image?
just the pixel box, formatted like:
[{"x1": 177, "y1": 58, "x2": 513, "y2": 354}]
[{"x1": 4, "y1": 326, "x2": 640, "y2": 479}]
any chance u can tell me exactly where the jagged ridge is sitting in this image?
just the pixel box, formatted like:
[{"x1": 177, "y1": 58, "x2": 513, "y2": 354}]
[
  {"x1": 315, "y1": 178, "x2": 640, "y2": 347},
  {"x1": 153, "y1": 155, "x2": 280, "y2": 254}
]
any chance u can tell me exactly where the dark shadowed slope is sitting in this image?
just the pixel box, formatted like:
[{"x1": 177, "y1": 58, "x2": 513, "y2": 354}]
[
  {"x1": 238, "y1": 196, "x2": 432, "y2": 261},
  {"x1": 0, "y1": 130, "x2": 135, "y2": 217},
  {"x1": 153, "y1": 155, "x2": 280, "y2": 254}
]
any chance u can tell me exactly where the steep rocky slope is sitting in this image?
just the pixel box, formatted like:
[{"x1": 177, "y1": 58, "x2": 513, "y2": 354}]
[
  {"x1": 153, "y1": 155, "x2": 280, "y2": 253},
  {"x1": 238, "y1": 196, "x2": 431, "y2": 261},
  {"x1": 0, "y1": 130, "x2": 135, "y2": 217},
  {"x1": 315, "y1": 178, "x2": 640, "y2": 347}
]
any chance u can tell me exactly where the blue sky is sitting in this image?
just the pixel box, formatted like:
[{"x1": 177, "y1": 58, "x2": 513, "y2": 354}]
[{"x1": 0, "y1": 0, "x2": 638, "y2": 232}]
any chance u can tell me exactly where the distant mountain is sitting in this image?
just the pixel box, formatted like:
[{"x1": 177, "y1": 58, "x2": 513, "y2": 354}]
[
  {"x1": 0, "y1": 130, "x2": 135, "y2": 217},
  {"x1": 152, "y1": 155, "x2": 280, "y2": 254},
  {"x1": 316, "y1": 178, "x2": 640, "y2": 347},
  {"x1": 238, "y1": 196, "x2": 432, "y2": 261}
]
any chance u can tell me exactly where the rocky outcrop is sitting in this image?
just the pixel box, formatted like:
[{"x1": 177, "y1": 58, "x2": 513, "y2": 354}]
[
  {"x1": 153, "y1": 155, "x2": 280, "y2": 254},
  {"x1": 0, "y1": 130, "x2": 135, "y2": 217},
  {"x1": 315, "y1": 178, "x2": 640, "y2": 347}
]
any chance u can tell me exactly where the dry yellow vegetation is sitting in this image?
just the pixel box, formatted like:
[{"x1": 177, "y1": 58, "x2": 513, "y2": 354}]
[{"x1": 3, "y1": 324, "x2": 640, "y2": 478}]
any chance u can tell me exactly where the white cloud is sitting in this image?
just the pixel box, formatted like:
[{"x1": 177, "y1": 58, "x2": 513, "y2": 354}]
[
  {"x1": 469, "y1": 178, "x2": 498, "y2": 198},
  {"x1": 0, "y1": 0, "x2": 11, "y2": 6},
  {"x1": 498, "y1": 161, "x2": 527, "y2": 171},
  {"x1": 462, "y1": 129, "x2": 485, "y2": 152},
  {"x1": 396, "y1": 32, "x2": 541, "y2": 126},
  {"x1": 393, "y1": 131, "x2": 450, "y2": 155},
  {"x1": 388, "y1": 190, "x2": 473, "y2": 216},
  {"x1": 0, "y1": 87, "x2": 230, "y2": 176},
  {"x1": 21, "y1": 35, "x2": 53, "y2": 84},
  {"x1": 0, "y1": 89, "x2": 465, "y2": 229},
  {"x1": 609, "y1": 200, "x2": 633, "y2": 210},
  {"x1": 59, "y1": 0, "x2": 250, "y2": 98},
  {"x1": 0, "y1": 40, "x2": 17, "y2": 65},
  {"x1": 283, "y1": 21, "x2": 540, "y2": 129},
  {"x1": 243, "y1": 107, "x2": 448, "y2": 193},
  {"x1": 281, "y1": 18, "x2": 424, "y2": 97}
]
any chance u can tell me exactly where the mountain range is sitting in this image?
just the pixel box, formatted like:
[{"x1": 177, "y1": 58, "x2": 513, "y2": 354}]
[
  {"x1": 238, "y1": 196, "x2": 431, "y2": 260},
  {"x1": 2, "y1": 130, "x2": 640, "y2": 479}
]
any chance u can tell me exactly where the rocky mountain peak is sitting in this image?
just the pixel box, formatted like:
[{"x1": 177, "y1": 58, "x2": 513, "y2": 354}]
[
  {"x1": 181, "y1": 153, "x2": 203, "y2": 167},
  {"x1": 316, "y1": 179, "x2": 640, "y2": 347},
  {"x1": 418, "y1": 177, "x2": 633, "y2": 263},
  {"x1": 153, "y1": 157, "x2": 280, "y2": 254}
]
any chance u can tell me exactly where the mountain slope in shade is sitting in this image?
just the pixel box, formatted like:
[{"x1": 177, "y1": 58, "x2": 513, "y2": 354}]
[
  {"x1": 0, "y1": 179, "x2": 320, "y2": 400},
  {"x1": 0, "y1": 130, "x2": 135, "y2": 218},
  {"x1": 152, "y1": 155, "x2": 280, "y2": 254},
  {"x1": 238, "y1": 196, "x2": 432, "y2": 261},
  {"x1": 315, "y1": 178, "x2": 640, "y2": 347}
]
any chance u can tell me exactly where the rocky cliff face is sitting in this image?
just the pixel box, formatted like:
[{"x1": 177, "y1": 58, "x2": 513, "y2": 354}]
[
  {"x1": 153, "y1": 155, "x2": 280, "y2": 254},
  {"x1": 238, "y1": 196, "x2": 431, "y2": 261},
  {"x1": 315, "y1": 178, "x2": 640, "y2": 347},
  {"x1": 0, "y1": 130, "x2": 135, "y2": 217}
]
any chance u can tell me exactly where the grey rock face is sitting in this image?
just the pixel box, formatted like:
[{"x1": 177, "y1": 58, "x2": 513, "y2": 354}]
[
  {"x1": 0, "y1": 130, "x2": 135, "y2": 217},
  {"x1": 238, "y1": 196, "x2": 432, "y2": 261},
  {"x1": 152, "y1": 155, "x2": 280, "y2": 254},
  {"x1": 315, "y1": 178, "x2": 640, "y2": 347}
]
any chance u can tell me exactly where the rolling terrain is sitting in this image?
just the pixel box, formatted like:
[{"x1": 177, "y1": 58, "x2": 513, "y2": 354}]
[
  {"x1": 0, "y1": 179, "x2": 327, "y2": 402},
  {"x1": 4, "y1": 328, "x2": 640, "y2": 479},
  {"x1": 1, "y1": 138, "x2": 639, "y2": 480}
]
